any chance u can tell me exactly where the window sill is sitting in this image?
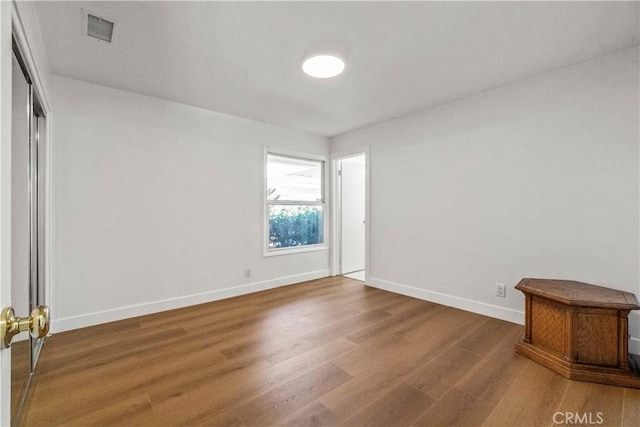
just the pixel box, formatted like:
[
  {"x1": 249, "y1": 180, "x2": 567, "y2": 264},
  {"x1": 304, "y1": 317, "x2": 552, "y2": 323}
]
[{"x1": 264, "y1": 244, "x2": 329, "y2": 257}]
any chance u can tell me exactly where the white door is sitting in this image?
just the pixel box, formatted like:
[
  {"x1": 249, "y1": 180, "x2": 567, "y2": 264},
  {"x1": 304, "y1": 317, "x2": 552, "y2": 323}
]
[
  {"x1": 0, "y1": 47, "x2": 31, "y2": 427},
  {"x1": 11, "y1": 45, "x2": 30, "y2": 345},
  {"x1": 9, "y1": 47, "x2": 31, "y2": 425},
  {"x1": 1, "y1": 42, "x2": 49, "y2": 426},
  {"x1": 340, "y1": 155, "x2": 366, "y2": 274},
  {"x1": 0, "y1": 3, "x2": 14, "y2": 422}
]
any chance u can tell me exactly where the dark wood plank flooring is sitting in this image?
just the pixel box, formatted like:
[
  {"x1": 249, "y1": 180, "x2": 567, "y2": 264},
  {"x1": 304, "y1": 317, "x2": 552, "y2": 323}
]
[{"x1": 19, "y1": 277, "x2": 640, "y2": 426}]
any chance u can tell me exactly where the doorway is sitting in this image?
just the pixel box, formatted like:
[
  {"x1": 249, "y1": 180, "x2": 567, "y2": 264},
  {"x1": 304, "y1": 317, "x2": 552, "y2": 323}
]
[{"x1": 335, "y1": 153, "x2": 367, "y2": 282}]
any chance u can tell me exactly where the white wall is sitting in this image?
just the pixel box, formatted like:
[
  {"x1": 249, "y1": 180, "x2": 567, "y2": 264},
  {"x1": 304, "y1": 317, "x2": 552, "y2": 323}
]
[
  {"x1": 332, "y1": 47, "x2": 640, "y2": 349},
  {"x1": 50, "y1": 75, "x2": 330, "y2": 332}
]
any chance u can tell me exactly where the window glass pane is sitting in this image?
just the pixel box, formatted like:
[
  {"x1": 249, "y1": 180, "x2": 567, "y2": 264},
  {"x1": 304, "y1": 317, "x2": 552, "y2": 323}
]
[
  {"x1": 269, "y1": 205, "x2": 324, "y2": 248},
  {"x1": 267, "y1": 154, "x2": 322, "y2": 202}
]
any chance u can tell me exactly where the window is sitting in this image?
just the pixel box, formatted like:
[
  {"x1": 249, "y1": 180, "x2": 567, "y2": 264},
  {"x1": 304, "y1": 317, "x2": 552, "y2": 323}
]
[{"x1": 266, "y1": 152, "x2": 326, "y2": 254}]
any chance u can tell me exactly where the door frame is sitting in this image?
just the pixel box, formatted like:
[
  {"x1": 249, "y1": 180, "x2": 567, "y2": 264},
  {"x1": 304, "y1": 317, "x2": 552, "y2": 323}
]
[
  {"x1": 1, "y1": 1, "x2": 52, "y2": 425},
  {"x1": 330, "y1": 147, "x2": 370, "y2": 281}
]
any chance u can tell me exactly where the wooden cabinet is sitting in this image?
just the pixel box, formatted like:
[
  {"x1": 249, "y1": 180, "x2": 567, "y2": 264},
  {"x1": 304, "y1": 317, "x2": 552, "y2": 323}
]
[{"x1": 515, "y1": 278, "x2": 640, "y2": 388}]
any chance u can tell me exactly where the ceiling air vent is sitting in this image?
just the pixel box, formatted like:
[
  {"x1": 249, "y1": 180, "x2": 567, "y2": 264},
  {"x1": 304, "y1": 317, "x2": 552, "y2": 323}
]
[{"x1": 82, "y1": 10, "x2": 116, "y2": 43}]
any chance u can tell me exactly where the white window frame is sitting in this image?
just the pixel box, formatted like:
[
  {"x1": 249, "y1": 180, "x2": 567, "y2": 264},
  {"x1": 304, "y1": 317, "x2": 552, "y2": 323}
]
[{"x1": 264, "y1": 147, "x2": 329, "y2": 257}]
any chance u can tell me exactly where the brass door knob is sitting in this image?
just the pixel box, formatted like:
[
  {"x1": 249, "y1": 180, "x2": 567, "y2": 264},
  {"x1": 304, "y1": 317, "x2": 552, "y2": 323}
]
[{"x1": 0, "y1": 305, "x2": 50, "y2": 349}]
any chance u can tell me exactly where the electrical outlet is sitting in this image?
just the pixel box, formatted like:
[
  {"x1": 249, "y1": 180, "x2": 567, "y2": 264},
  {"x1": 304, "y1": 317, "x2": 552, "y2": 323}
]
[
  {"x1": 496, "y1": 283, "x2": 506, "y2": 298},
  {"x1": 244, "y1": 267, "x2": 252, "y2": 278}
]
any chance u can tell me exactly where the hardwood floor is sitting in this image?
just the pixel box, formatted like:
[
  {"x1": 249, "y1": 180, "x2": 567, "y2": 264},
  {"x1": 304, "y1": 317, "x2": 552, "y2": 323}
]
[{"x1": 19, "y1": 277, "x2": 640, "y2": 426}]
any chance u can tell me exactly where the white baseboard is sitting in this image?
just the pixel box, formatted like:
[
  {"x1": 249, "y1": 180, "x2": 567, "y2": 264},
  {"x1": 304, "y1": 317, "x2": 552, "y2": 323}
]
[
  {"x1": 366, "y1": 277, "x2": 640, "y2": 353},
  {"x1": 366, "y1": 276, "x2": 525, "y2": 325},
  {"x1": 50, "y1": 272, "x2": 640, "y2": 355},
  {"x1": 51, "y1": 270, "x2": 329, "y2": 333}
]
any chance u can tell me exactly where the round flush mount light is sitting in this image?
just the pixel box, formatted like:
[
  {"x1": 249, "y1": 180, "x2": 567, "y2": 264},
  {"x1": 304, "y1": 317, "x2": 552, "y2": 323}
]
[{"x1": 302, "y1": 54, "x2": 345, "y2": 78}]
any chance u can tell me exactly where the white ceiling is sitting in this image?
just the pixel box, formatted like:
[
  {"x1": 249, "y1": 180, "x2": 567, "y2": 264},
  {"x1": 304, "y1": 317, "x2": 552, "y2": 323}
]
[{"x1": 34, "y1": 1, "x2": 639, "y2": 137}]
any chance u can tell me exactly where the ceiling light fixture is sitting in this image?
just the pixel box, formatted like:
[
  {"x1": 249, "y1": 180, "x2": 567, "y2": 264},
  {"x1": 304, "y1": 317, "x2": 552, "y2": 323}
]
[{"x1": 302, "y1": 54, "x2": 345, "y2": 79}]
